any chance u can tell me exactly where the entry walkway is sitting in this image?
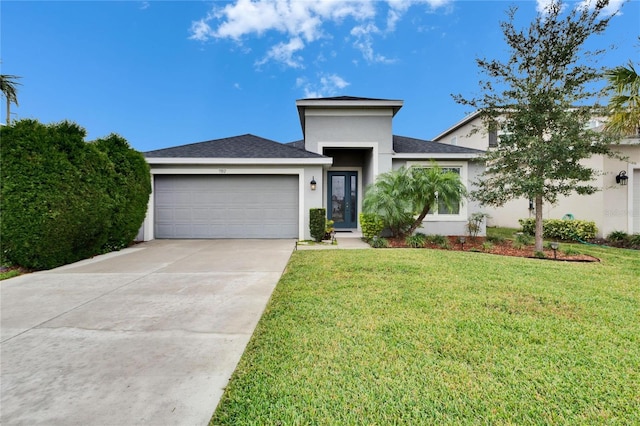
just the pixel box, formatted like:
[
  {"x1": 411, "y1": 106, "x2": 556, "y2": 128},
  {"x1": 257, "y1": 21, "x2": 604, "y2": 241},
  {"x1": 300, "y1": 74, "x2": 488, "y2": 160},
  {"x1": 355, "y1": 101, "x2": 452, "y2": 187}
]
[{"x1": 295, "y1": 231, "x2": 371, "y2": 250}]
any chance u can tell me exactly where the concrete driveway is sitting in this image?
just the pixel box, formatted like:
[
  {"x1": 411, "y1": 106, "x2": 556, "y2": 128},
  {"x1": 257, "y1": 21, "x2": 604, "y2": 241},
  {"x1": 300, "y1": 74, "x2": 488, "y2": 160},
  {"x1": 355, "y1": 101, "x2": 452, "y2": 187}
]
[{"x1": 1, "y1": 239, "x2": 294, "y2": 425}]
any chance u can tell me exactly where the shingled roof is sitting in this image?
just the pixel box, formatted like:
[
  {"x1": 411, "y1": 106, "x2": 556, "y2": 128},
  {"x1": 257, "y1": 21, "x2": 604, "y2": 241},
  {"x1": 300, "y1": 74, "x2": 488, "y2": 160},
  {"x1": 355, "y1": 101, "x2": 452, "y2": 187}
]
[
  {"x1": 296, "y1": 96, "x2": 401, "y2": 102},
  {"x1": 145, "y1": 134, "x2": 326, "y2": 159},
  {"x1": 393, "y1": 135, "x2": 484, "y2": 154},
  {"x1": 285, "y1": 136, "x2": 484, "y2": 155}
]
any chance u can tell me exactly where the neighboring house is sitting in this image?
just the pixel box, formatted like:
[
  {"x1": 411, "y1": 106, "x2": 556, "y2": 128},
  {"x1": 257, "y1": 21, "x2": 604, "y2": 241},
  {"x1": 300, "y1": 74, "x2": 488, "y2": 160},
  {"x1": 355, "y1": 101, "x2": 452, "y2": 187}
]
[
  {"x1": 138, "y1": 96, "x2": 485, "y2": 241},
  {"x1": 433, "y1": 112, "x2": 640, "y2": 236}
]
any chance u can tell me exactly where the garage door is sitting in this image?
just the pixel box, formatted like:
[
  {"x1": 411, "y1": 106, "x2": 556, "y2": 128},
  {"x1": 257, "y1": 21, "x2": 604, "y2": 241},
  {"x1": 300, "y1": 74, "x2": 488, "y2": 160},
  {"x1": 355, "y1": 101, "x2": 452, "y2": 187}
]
[{"x1": 154, "y1": 175, "x2": 298, "y2": 238}]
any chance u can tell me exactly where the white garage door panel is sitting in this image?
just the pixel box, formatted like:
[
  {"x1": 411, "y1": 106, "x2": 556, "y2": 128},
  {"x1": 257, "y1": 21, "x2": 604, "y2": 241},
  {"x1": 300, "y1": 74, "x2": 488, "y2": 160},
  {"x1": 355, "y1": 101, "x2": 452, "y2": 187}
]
[{"x1": 155, "y1": 175, "x2": 298, "y2": 238}]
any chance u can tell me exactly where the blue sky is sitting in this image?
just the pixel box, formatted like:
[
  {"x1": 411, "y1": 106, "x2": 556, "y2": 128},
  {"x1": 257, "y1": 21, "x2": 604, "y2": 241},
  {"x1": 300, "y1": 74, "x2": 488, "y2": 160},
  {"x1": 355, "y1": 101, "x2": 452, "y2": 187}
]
[{"x1": 1, "y1": 0, "x2": 637, "y2": 152}]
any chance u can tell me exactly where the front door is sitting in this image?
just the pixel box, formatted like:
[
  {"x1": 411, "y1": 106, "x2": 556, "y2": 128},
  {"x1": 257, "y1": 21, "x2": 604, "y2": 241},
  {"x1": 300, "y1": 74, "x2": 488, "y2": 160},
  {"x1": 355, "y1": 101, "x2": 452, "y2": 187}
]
[{"x1": 328, "y1": 171, "x2": 358, "y2": 229}]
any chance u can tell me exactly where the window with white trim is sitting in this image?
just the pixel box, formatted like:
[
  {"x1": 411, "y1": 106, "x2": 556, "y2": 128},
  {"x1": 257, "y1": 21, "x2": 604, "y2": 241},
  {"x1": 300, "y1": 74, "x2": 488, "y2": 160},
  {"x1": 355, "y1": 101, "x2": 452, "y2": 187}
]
[
  {"x1": 436, "y1": 167, "x2": 461, "y2": 215},
  {"x1": 407, "y1": 161, "x2": 468, "y2": 220}
]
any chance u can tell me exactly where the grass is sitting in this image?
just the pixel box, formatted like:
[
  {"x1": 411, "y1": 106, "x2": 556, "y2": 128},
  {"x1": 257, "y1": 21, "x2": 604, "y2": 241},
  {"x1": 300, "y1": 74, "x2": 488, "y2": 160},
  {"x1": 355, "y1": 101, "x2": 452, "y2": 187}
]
[
  {"x1": 486, "y1": 226, "x2": 520, "y2": 240},
  {"x1": 0, "y1": 269, "x2": 21, "y2": 281},
  {"x1": 211, "y1": 245, "x2": 639, "y2": 425}
]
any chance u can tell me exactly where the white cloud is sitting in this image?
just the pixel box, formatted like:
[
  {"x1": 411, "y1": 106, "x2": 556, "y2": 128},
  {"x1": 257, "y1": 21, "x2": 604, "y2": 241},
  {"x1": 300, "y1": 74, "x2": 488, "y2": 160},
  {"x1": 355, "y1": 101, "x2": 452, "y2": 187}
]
[
  {"x1": 189, "y1": 0, "x2": 451, "y2": 68},
  {"x1": 139, "y1": 1, "x2": 150, "y2": 11},
  {"x1": 189, "y1": 19, "x2": 213, "y2": 42},
  {"x1": 536, "y1": 0, "x2": 562, "y2": 14},
  {"x1": 296, "y1": 73, "x2": 350, "y2": 98},
  {"x1": 537, "y1": 0, "x2": 623, "y2": 16},
  {"x1": 209, "y1": 0, "x2": 375, "y2": 42},
  {"x1": 350, "y1": 23, "x2": 395, "y2": 64},
  {"x1": 256, "y1": 37, "x2": 306, "y2": 69},
  {"x1": 578, "y1": 0, "x2": 625, "y2": 16}
]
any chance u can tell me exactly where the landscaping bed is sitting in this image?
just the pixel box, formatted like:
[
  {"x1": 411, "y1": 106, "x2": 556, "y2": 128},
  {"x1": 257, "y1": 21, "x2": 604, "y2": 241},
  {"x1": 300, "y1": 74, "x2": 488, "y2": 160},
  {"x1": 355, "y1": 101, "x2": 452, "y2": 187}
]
[{"x1": 385, "y1": 236, "x2": 599, "y2": 262}]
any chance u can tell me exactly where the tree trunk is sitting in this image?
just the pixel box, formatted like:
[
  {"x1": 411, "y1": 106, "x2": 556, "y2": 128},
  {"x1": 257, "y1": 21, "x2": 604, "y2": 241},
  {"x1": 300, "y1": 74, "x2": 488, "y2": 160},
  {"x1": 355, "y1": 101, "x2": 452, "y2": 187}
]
[
  {"x1": 401, "y1": 206, "x2": 431, "y2": 239},
  {"x1": 534, "y1": 195, "x2": 544, "y2": 252},
  {"x1": 6, "y1": 96, "x2": 10, "y2": 126}
]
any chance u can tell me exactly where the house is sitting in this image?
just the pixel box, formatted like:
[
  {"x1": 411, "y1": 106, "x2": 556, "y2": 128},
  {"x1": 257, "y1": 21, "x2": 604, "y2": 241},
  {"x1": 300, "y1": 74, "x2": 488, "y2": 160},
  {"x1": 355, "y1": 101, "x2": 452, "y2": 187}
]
[
  {"x1": 433, "y1": 112, "x2": 640, "y2": 237},
  {"x1": 138, "y1": 96, "x2": 485, "y2": 241}
]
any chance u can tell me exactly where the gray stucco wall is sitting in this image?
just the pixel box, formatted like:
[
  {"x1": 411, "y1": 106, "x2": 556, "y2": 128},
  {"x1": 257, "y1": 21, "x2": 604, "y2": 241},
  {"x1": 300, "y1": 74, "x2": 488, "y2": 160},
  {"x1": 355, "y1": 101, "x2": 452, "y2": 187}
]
[{"x1": 303, "y1": 111, "x2": 393, "y2": 164}]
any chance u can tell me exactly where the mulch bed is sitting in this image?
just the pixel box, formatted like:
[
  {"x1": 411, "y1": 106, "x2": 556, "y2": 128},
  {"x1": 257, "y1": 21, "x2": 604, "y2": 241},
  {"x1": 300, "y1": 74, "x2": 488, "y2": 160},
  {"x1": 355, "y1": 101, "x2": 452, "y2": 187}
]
[{"x1": 386, "y1": 236, "x2": 600, "y2": 262}]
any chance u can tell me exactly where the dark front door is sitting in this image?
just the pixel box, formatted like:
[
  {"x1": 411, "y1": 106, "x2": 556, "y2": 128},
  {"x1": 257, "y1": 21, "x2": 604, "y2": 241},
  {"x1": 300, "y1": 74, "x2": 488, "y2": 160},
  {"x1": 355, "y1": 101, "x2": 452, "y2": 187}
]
[{"x1": 328, "y1": 171, "x2": 358, "y2": 229}]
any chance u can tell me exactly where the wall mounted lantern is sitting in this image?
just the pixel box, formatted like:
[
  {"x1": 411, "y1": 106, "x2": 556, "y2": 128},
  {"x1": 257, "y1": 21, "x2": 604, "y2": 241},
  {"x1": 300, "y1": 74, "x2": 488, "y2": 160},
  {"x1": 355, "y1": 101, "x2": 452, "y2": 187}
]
[
  {"x1": 615, "y1": 171, "x2": 628, "y2": 186},
  {"x1": 310, "y1": 177, "x2": 317, "y2": 191}
]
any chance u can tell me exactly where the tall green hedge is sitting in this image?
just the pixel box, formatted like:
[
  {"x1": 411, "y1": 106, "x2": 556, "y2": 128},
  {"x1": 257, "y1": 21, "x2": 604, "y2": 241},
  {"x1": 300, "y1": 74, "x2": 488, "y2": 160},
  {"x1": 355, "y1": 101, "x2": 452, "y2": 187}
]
[
  {"x1": 0, "y1": 120, "x2": 150, "y2": 270},
  {"x1": 309, "y1": 208, "x2": 326, "y2": 242},
  {"x1": 94, "y1": 134, "x2": 151, "y2": 250}
]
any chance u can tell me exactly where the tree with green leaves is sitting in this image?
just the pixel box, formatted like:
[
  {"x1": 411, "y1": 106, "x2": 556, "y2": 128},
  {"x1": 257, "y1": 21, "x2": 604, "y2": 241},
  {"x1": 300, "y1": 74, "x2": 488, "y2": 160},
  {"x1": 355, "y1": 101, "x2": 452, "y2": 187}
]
[
  {"x1": 0, "y1": 74, "x2": 22, "y2": 125},
  {"x1": 454, "y1": 0, "x2": 621, "y2": 252},
  {"x1": 605, "y1": 58, "x2": 640, "y2": 136},
  {"x1": 363, "y1": 164, "x2": 466, "y2": 238}
]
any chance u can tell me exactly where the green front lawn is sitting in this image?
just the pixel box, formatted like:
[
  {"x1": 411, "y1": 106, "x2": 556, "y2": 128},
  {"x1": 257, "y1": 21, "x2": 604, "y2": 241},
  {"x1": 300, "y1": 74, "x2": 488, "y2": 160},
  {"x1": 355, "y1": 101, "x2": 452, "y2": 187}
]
[
  {"x1": 486, "y1": 226, "x2": 521, "y2": 240},
  {"x1": 212, "y1": 245, "x2": 639, "y2": 425}
]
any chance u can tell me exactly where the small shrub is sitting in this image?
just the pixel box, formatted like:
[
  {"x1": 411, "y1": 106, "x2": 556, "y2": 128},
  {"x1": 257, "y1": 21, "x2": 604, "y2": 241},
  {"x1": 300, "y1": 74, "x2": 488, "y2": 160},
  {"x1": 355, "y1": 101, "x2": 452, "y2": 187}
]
[
  {"x1": 607, "y1": 230, "x2": 629, "y2": 242},
  {"x1": 518, "y1": 218, "x2": 597, "y2": 240},
  {"x1": 425, "y1": 234, "x2": 451, "y2": 249},
  {"x1": 511, "y1": 240, "x2": 525, "y2": 250},
  {"x1": 405, "y1": 233, "x2": 427, "y2": 248},
  {"x1": 359, "y1": 213, "x2": 384, "y2": 240},
  {"x1": 534, "y1": 251, "x2": 547, "y2": 259},
  {"x1": 515, "y1": 233, "x2": 534, "y2": 246},
  {"x1": 486, "y1": 234, "x2": 505, "y2": 244},
  {"x1": 309, "y1": 208, "x2": 326, "y2": 242},
  {"x1": 370, "y1": 236, "x2": 389, "y2": 248},
  {"x1": 427, "y1": 234, "x2": 447, "y2": 246},
  {"x1": 467, "y1": 212, "x2": 490, "y2": 238},
  {"x1": 482, "y1": 241, "x2": 494, "y2": 252},
  {"x1": 629, "y1": 234, "x2": 640, "y2": 247},
  {"x1": 324, "y1": 220, "x2": 335, "y2": 240}
]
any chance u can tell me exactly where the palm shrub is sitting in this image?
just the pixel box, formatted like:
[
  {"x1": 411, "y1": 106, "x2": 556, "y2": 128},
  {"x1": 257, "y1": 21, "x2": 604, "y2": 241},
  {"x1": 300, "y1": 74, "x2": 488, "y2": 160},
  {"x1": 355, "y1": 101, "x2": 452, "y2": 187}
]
[{"x1": 363, "y1": 164, "x2": 466, "y2": 238}]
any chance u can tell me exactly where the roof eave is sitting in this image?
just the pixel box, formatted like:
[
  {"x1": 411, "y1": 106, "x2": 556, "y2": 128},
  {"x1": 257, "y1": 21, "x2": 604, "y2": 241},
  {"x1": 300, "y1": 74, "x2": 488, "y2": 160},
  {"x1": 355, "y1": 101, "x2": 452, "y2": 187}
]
[
  {"x1": 393, "y1": 153, "x2": 484, "y2": 160},
  {"x1": 432, "y1": 110, "x2": 482, "y2": 141},
  {"x1": 145, "y1": 157, "x2": 333, "y2": 165}
]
